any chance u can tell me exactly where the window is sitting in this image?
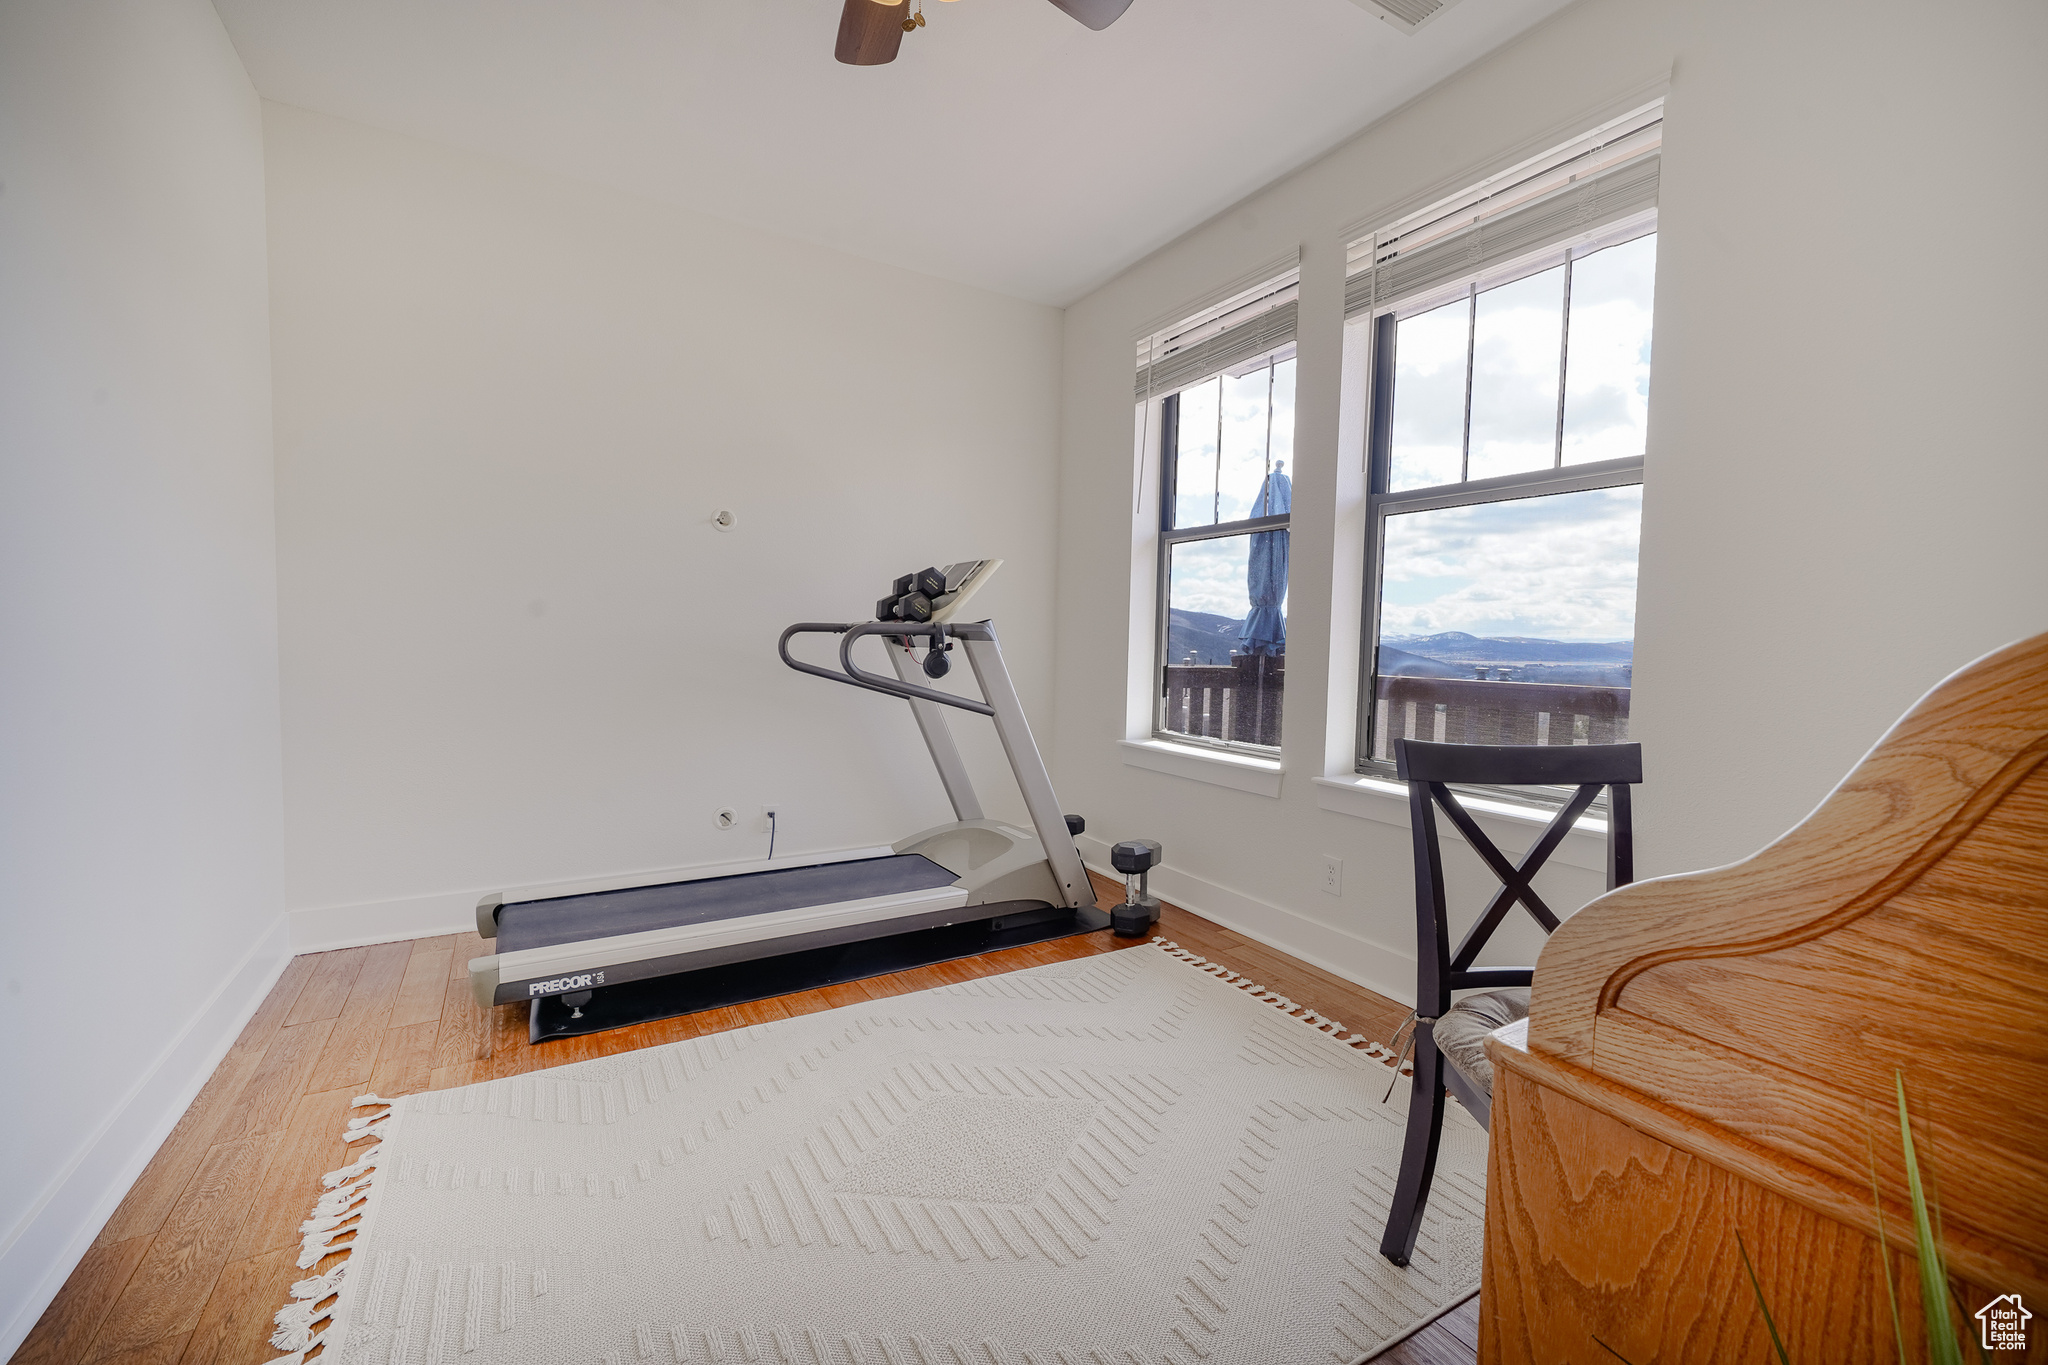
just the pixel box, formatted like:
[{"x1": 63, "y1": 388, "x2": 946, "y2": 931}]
[
  {"x1": 1349, "y1": 107, "x2": 1661, "y2": 784},
  {"x1": 1136, "y1": 273, "x2": 1298, "y2": 752}
]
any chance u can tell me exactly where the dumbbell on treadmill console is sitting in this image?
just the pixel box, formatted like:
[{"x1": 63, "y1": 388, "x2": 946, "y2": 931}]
[{"x1": 1110, "y1": 839, "x2": 1163, "y2": 938}]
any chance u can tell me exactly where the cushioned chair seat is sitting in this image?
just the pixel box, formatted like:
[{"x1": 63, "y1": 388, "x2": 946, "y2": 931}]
[{"x1": 1431, "y1": 988, "x2": 1530, "y2": 1126}]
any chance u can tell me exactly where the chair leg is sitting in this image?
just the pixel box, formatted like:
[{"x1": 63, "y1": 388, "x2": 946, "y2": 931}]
[{"x1": 1379, "y1": 1022, "x2": 1447, "y2": 1267}]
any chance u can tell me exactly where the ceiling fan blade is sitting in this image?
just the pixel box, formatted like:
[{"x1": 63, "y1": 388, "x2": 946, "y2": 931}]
[
  {"x1": 1043, "y1": 0, "x2": 1136, "y2": 31},
  {"x1": 836, "y1": 0, "x2": 905, "y2": 65}
]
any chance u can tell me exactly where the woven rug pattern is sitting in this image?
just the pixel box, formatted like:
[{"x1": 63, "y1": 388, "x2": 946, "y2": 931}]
[{"x1": 272, "y1": 942, "x2": 1485, "y2": 1365}]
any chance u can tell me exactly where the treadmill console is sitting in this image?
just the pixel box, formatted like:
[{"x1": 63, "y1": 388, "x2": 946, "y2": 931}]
[{"x1": 929, "y1": 559, "x2": 999, "y2": 622}]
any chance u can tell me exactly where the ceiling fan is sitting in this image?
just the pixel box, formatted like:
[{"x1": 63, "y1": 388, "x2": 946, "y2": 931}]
[{"x1": 835, "y1": 0, "x2": 1135, "y2": 65}]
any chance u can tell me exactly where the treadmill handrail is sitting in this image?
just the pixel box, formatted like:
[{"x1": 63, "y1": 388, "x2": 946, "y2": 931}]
[
  {"x1": 777, "y1": 621, "x2": 997, "y2": 717},
  {"x1": 838, "y1": 622, "x2": 997, "y2": 716}
]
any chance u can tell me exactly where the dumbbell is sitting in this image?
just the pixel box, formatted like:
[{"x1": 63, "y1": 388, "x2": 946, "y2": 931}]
[
  {"x1": 879, "y1": 567, "x2": 952, "y2": 622},
  {"x1": 901, "y1": 590, "x2": 962, "y2": 625},
  {"x1": 1109, "y1": 839, "x2": 1163, "y2": 937},
  {"x1": 876, "y1": 572, "x2": 916, "y2": 621}
]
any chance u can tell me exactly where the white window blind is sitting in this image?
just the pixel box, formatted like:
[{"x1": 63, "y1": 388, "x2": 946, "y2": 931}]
[
  {"x1": 1346, "y1": 106, "x2": 1663, "y2": 319},
  {"x1": 1134, "y1": 271, "x2": 1299, "y2": 402}
]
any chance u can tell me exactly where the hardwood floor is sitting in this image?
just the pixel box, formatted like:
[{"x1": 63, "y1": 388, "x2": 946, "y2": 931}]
[{"x1": 10, "y1": 874, "x2": 1473, "y2": 1365}]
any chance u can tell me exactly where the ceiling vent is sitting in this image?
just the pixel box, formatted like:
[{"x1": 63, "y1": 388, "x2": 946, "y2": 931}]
[{"x1": 1348, "y1": 0, "x2": 1462, "y2": 35}]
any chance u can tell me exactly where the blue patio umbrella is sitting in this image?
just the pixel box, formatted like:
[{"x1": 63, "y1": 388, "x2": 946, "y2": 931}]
[{"x1": 1239, "y1": 462, "x2": 1291, "y2": 656}]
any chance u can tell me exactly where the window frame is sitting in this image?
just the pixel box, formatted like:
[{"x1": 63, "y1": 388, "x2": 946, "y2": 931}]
[
  {"x1": 1152, "y1": 349, "x2": 1295, "y2": 755},
  {"x1": 1353, "y1": 222, "x2": 1656, "y2": 791}
]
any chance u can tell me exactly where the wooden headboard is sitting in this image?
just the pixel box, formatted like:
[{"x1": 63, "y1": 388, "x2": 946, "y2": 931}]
[{"x1": 1486, "y1": 631, "x2": 2048, "y2": 1358}]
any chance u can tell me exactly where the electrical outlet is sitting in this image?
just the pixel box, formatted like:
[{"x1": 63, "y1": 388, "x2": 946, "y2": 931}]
[
  {"x1": 1322, "y1": 856, "x2": 1343, "y2": 896},
  {"x1": 760, "y1": 804, "x2": 778, "y2": 832}
]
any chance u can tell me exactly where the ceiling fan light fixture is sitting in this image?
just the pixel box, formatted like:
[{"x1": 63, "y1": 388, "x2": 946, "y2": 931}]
[
  {"x1": 838, "y1": 0, "x2": 1132, "y2": 65},
  {"x1": 837, "y1": 0, "x2": 907, "y2": 63}
]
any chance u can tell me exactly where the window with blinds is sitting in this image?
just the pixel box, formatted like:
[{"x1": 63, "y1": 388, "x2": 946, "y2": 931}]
[
  {"x1": 1135, "y1": 268, "x2": 1299, "y2": 753},
  {"x1": 1349, "y1": 104, "x2": 1662, "y2": 792},
  {"x1": 1345, "y1": 105, "x2": 1661, "y2": 323}
]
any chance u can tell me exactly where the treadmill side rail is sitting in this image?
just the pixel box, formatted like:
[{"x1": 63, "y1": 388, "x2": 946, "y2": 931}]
[
  {"x1": 476, "y1": 884, "x2": 969, "y2": 1005},
  {"x1": 469, "y1": 955, "x2": 502, "y2": 1009}
]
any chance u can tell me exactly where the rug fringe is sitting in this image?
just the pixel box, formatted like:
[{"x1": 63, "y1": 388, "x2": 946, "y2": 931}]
[
  {"x1": 1151, "y1": 939, "x2": 1411, "y2": 1075},
  {"x1": 266, "y1": 1093, "x2": 393, "y2": 1363}
]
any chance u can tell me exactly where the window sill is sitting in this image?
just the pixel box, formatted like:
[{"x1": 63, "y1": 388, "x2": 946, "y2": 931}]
[
  {"x1": 1311, "y1": 775, "x2": 1609, "y2": 872},
  {"x1": 1120, "y1": 739, "x2": 1284, "y2": 798}
]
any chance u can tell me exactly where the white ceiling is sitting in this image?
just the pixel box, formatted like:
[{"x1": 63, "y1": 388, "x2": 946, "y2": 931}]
[{"x1": 214, "y1": 0, "x2": 1572, "y2": 305}]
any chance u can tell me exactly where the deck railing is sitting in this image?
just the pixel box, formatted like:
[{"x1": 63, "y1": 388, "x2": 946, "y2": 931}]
[
  {"x1": 1162, "y1": 656, "x2": 1285, "y2": 748},
  {"x1": 1369, "y1": 674, "x2": 1630, "y2": 760},
  {"x1": 1159, "y1": 664, "x2": 1630, "y2": 757}
]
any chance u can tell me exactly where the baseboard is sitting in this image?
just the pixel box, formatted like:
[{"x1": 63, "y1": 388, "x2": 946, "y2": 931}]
[
  {"x1": 286, "y1": 844, "x2": 899, "y2": 954},
  {"x1": 287, "y1": 886, "x2": 481, "y2": 953},
  {"x1": 1076, "y1": 834, "x2": 1416, "y2": 1010},
  {"x1": 0, "y1": 913, "x2": 293, "y2": 1362}
]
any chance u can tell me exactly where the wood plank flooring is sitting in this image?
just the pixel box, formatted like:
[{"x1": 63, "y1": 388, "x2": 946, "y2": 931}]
[{"x1": 10, "y1": 875, "x2": 1473, "y2": 1365}]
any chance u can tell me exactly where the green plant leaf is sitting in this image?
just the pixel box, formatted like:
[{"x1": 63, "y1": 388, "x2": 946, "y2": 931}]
[
  {"x1": 1865, "y1": 1124, "x2": 1909, "y2": 1365},
  {"x1": 1735, "y1": 1230, "x2": 1793, "y2": 1365},
  {"x1": 1896, "y1": 1071, "x2": 1962, "y2": 1365},
  {"x1": 1946, "y1": 1281, "x2": 1993, "y2": 1365}
]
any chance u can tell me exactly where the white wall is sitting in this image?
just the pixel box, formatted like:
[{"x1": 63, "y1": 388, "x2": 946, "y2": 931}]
[
  {"x1": 264, "y1": 104, "x2": 1066, "y2": 945},
  {"x1": 0, "y1": 0, "x2": 287, "y2": 1352},
  {"x1": 1052, "y1": 0, "x2": 2048, "y2": 1006}
]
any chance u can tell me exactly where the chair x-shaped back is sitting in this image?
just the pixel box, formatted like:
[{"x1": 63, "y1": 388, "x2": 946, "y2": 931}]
[
  {"x1": 1402, "y1": 739, "x2": 1640, "y2": 1020},
  {"x1": 1378, "y1": 738, "x2": 1642, "y2": 1267}
]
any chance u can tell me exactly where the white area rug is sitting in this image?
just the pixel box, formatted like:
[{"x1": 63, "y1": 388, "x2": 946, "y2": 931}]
[{"x1": 272, "y1": 943, "x2": 1487, "y2": 1365}]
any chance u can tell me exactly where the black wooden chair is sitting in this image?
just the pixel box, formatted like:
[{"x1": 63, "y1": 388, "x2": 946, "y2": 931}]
[{"x1": 1378, "y1": 737, "x2": 1642, "y2": 1267}]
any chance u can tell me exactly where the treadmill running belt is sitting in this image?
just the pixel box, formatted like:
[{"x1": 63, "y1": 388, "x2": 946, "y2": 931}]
[{"x1": 494, "y1": 854, "x2": 960, "y2": 953}]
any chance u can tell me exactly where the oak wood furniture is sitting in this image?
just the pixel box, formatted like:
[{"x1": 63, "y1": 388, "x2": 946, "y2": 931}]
[
  {"x1": 1381, "y1": 739, "x2": 1641, "y2": 1267},
  {"x1": 1481, "y1": 632, "x2": 2048, "y2": 1364}
]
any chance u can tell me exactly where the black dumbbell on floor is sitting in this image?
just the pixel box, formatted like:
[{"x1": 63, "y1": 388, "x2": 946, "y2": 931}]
[{"x1": 1110, "y1": 839, "x2": 1163, "y2": 937}]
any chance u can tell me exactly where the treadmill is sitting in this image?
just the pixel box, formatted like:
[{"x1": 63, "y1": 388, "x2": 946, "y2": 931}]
[{"x1": 467, "y1": 560, "x2": 1109, "y2": 1039}]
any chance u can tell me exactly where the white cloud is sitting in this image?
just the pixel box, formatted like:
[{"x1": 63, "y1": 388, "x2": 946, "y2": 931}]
[
  {"x1": 1562, "y1": 234, "x2": 1655, "y2": 463},
  {"x1": 1170, "y1": 531, "x2": 1293, "y2": 621},
  {"x1": 1468, "y1": 265, "x2": 1565, "y2": 481},
  {"x1": 1174, "y1": 359, "x2": 1296, "y2": 527},
  {"x1": 1386, "y1": 233, "x2": 1659, "y2": 482},
  {"x1": 1390, "y1": 300, "x2": 1465, "y2": 488},
  {"x1": 1378, "y1": 485, "x2": 1641, "y2": 640}
]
